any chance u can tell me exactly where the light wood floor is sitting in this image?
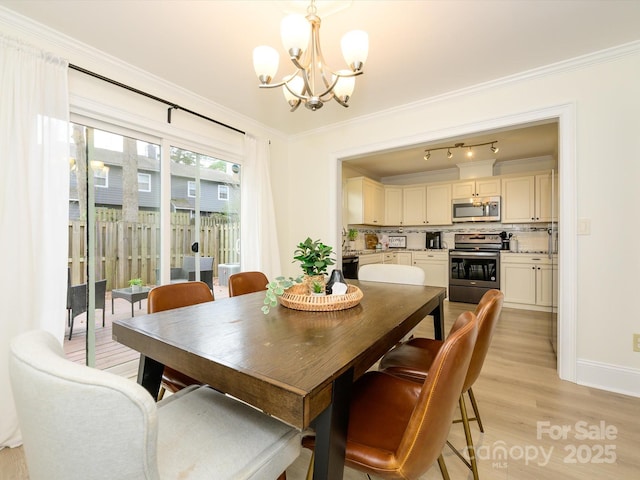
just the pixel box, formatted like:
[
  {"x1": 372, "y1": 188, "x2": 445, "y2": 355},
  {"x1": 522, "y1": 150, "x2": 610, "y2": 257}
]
[{"x1": 2, "y1": 301, "x2": 639, "y2": 479}]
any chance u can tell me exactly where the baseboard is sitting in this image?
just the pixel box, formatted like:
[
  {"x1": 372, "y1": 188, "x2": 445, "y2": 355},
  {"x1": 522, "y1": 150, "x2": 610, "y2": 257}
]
[{"x1": 576, "y1": 358, "x2": 640, "y2": 398}]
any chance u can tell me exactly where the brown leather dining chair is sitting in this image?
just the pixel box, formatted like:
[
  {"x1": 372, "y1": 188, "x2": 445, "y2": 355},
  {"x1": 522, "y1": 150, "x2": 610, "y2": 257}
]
[
  {"x1": 302, "y1": 310, "x2": 479, "y2": 480},
  {"x1": 147, "y1": 281, "x2": 214, "y2": 401},
  {"x1": 228, "y1": 271, "x2": 269, "y2": 297},
  {"x1": 379, "y1": 289, "x2": 504, "y2": 480}
]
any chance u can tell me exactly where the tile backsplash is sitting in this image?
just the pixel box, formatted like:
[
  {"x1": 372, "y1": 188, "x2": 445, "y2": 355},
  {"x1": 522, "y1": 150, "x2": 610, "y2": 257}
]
[{"x1": 345, "y1": 224, "x2": 557, "y2": 253}]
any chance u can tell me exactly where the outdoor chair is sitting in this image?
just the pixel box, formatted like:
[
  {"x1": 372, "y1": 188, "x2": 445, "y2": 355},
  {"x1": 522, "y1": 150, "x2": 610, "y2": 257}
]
[
  {"x1": 67, "y1": 279, "x2": 107, "y2": 340},
  {"x1": 170, "y1": 255, "x2": 214, "y2": 289},
  {"x1": 379, "y1": 289, "x2": 504, "y2": 479},
  {"x1": 9, "y1": 330, "x2": 300, "y2": 480},
  {"x1": 302, "y1": 310, "x2": 478, "y2": 480}
]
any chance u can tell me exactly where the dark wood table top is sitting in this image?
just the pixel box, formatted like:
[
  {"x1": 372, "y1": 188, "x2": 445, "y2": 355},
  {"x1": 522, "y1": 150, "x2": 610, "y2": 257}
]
[{"x1": 112, "y1": 280, "x2": 445, "y2": 429}]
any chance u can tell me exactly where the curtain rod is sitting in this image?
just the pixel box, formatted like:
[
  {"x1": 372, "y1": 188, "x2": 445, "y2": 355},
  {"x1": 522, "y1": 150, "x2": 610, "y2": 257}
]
[{"x1": 69, "y1": 64, "x2": 245, "y2": 136}]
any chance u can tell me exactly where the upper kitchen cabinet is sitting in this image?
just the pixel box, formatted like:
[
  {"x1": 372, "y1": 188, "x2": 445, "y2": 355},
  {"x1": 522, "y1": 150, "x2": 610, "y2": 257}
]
[
  {"x1": 347, "y1": 176, "x2": 384, "y2": 225},
  {"x1": 425, "y1": 183, "x2": 452, "y2": 225},
  {"x1": 384, "y1": 186, "x2": 403, "y2": 225},
  {"x1": 402, "y1": 185, "x2": 427, "y2": 225},
  {"x1": 502, "y1": 172, "x2": 556, "y2": 223},
  {"x1": 452, "y1": 177, "x2": 501, "y2": 199}
]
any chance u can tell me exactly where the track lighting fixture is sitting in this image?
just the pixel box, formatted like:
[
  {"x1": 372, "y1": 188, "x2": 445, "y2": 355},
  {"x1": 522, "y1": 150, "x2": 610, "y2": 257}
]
[{"x1": 423, "y1": 140, "x2": 499, "y2": 160}]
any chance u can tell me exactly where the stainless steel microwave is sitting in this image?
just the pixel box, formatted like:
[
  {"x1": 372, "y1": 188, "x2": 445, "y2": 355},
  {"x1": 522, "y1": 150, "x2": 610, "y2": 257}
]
[{"x1": 452, "y1": 196, "x2": 501, "y2": 222}]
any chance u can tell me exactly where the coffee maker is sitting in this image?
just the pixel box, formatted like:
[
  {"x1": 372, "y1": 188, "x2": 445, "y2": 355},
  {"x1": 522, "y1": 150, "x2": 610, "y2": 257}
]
[
  {"x1": 425, "y1": 232, "x2": 442, "y2": 249},
  {"x1": 500, "y1": 231, "x2": 511, "y2": 250}
]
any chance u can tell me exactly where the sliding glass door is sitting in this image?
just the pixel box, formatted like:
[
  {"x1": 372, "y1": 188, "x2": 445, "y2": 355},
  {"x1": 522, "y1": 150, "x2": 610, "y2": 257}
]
[
  {"x1": 67, "y1": 123, "x2": 160, "y2": 369},
  {"x1": 169, "y1": 146, "x2": 241, "y2": 294}
]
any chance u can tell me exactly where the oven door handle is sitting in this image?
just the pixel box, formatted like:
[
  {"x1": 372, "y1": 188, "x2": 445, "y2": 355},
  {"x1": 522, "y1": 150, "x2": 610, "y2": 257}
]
[{"x1": 450, "y1": 251, "x2": 500, "y2": 258}]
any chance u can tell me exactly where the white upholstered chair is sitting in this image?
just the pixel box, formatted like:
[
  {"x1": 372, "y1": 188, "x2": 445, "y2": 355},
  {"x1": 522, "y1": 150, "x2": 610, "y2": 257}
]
[
  {"x1": 358, "y1": 263, "x2": 425, "y2": 285},
  {"x1": 9, "y1": 330, "x2": 301, "y2": 480},
  {"x1": 358, "y1": 263, "x2": 427, "y2": 344}
]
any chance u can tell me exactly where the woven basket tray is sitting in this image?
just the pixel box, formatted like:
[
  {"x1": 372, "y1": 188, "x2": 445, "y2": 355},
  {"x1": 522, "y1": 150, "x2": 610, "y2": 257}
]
[{"x1": 278, "y1": 284, "x2": 363, "y2": 312}]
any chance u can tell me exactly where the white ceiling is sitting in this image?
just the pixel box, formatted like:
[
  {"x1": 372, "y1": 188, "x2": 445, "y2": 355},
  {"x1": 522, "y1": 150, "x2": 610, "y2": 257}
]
[{"x1": 3, "y1": 0, "x2": 639, "y2": 176}]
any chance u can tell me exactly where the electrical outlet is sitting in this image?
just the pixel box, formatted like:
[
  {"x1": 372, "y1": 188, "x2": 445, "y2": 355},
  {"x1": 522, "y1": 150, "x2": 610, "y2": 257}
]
[{"x1": 634, "y1": 334, "x2": 640, "y2": 353}]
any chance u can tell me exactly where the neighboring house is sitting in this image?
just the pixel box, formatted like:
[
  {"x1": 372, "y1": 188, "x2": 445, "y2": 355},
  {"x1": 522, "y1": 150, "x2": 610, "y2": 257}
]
[{"x1": 69, "y1": 146, "x2": 240, "y2": 220}]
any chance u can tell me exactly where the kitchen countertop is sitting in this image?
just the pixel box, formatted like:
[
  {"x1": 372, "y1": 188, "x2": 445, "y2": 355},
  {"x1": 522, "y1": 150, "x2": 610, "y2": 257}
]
[{"x1": 343, "y1": 248, "x2": 448, "y2": 256}]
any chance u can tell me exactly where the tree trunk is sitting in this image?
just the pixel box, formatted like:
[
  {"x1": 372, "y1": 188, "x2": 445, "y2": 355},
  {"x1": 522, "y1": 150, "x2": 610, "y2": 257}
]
[{"x1": 122, "y1": 136, "x2": 139, "y2": 222}]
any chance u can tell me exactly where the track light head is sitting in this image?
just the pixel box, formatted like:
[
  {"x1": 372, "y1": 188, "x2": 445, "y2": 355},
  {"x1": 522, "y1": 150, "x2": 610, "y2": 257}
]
[
  {"x1": 447, "y1": 149, "x2": 453, "y2": 159},
  {"x1": 490, "y1": 142, "x2": 499, "y2": 153},
  {"x1": 424, "y1": 151, "x2": 431, "y2": 161}
]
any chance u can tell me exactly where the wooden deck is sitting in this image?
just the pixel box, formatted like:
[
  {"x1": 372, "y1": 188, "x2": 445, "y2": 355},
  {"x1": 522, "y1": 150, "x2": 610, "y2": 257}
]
[{"x1": 63, "y1": 282, "x2": 230, "y2": 377}]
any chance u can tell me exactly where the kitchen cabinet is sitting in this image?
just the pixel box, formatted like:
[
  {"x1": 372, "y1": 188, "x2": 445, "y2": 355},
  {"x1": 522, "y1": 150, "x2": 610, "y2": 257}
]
[
  {"x1": 382, "y1": 252, "x2": 397, "y2": 264},
  {"x1": 425, "y1": 183, "x2": 452, "y2": 225},
  {"x1": 402, "y1": 186, "x2": 427, "y2": 225},
  {"x1": 347, "y1": 177, "x2": 384, "y2": 225},
  {"x1": 412, "y1": 251, "x2": 448, "y2": 293},
  {"x1": 358, "y1": 253, "x2": 383, "y2": 268},
  {"x1": 452, "y1": 178, "x2": 501, "y2": 199},
  {"x1": 500, "y1": 253, "x2": 557, "y2": 309},
  {"x1": 384, "y1": 186, "x2": 403, "y2": 225},
  {"x1": 501, "y1": 172, "x2": 556, "y2": 223},
  {"x1": 396, "y1": 252, "x2": 413, "y2": 266}
]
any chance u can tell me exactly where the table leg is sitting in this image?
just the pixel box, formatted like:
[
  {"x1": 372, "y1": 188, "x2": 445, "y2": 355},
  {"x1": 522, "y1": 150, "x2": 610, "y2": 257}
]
[
  {"x1": 131, "y1": 302, "x2": 134, "y2": 317},
  {"x1": 111, "y1": 297, "x2": 114, "y2": 314},
  {"x1": 312, "y1": 367, "x2": 353, "y2": 480},
  {"x1": 137, "y1": 354, "x2": 164, "y2": 400},
  {"x1": 433, "y1": 294, "x2": 445, "y2": 340}
]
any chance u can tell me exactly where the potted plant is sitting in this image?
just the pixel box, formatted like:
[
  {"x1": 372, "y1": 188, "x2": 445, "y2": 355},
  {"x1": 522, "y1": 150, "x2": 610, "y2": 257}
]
[
  {"x1": 292, "y1": 237, "x2": 335, "y2": 293},
  {"x1": 310, "y1": 280, "x2": 326, "y2": 296},
  {"x1": 347, "y1": 229, "x2": 358, "y2": 250},
  {"x1": 128, "y1": 278, "x2": 143, "y2": 292}
]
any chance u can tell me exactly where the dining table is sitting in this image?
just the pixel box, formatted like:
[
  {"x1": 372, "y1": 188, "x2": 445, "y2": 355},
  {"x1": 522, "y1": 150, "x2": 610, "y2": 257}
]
[{"x1": 112, "y1": 279, "x2": 446, "y2": 480}]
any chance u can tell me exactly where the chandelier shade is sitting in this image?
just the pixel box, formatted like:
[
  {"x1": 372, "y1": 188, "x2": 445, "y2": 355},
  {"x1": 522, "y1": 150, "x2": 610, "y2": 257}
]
[{"x1": 253, "y1": 0, "x2": 368, "y2": 112}]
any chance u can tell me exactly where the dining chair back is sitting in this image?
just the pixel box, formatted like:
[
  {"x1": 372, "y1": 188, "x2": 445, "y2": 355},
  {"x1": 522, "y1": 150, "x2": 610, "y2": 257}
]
[
  {"x1": 358, "y1": 263, "x2": 425, "y2": 285},
  {"x1": 379, "y1": 289, "x2": 504, "y2": 479},
  {"x1": 9, "y1": 330, "x2": 301, "y2": 480},
  {"x1": 302, "y1": 310, "x2": 478, "y2": 480},
  {"x1": 228, "y1": 271, "x2": 269, "y2": 297},
  {"x1": 147, "y1": 281, "x2": 214, "y2": 400}
]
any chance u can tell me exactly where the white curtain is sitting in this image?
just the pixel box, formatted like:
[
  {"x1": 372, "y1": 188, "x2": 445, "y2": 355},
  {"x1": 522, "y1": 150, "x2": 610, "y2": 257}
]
[
  {"x1": 240, "y1": 135, "x2": 282, "y2": 281},
  {"x1": 0, "y1": 34, "x2": 69, "y2": 448}
]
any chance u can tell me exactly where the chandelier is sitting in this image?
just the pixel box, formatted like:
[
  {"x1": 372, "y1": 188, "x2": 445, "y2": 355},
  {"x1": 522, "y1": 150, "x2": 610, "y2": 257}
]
[
  {"x1": 252, "y1": 0, "x2": 369, "y2": 112},
  {"x1": 423, "y1": 141, "x2": 499, "y2": 161}
]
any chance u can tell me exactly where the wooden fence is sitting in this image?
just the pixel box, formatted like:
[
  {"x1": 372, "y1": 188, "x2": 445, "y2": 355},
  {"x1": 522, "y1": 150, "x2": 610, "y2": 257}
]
[{"x1": 68, "y1": 212, "x2": 240, "y2": 289}]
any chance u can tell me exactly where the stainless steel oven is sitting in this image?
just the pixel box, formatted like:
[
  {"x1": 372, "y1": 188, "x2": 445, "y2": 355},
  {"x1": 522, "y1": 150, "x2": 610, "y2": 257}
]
[{"x1": 449, "y1": 233, "x2": 501, "y2": 304}]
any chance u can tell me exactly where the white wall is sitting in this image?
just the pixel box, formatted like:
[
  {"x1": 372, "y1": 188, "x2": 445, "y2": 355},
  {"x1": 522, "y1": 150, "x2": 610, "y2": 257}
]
[
  {"x1": 276, "y1": 44, "x2": 640, "y2": 396},
  {"x1": 3, "y1": 7, "x2": 639, "y2": 396}
]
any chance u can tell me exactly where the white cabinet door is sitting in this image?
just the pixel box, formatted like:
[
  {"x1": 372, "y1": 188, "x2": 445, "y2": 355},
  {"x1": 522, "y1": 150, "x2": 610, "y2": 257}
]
[
  {"x1": 452, "y1": 178, "x2": 500, "y2": 198},
  {"x1": 502, "y1": 173, "x2": 556, "y2": 223},
  {"x1": 426, "y1": 183, "x2": 452, "y2": 225},
  {"x1": 536, "y1": 263, "x2": 555, "y2": 307},
  {"x1": 535, "y1": 173, "x2": 556, "y2": 222},
  {"x1": 413, "y1": 252, "x2": 448, "y2": 289},
  {"x1": 396, "y1": 252, "x2": 412, "y2": 265},
  {"x1": 452, "y1": 181, "x2": 475, "y2": 199},
  {"x1": 384, "y1": 186, "x2": 403, "y2": 226},
  {"x1": 502, "y1": 176, "x2": 535, "y2": 223},
  {"x1": 476, "y1": 178, "x2": 501, "y2": 197},
  {"x1": 402, "y1": 186, "x2": 426, "y2": 225},
  {"x1": 501, "y1": 262, "x2": 536, "y2": 304}
]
